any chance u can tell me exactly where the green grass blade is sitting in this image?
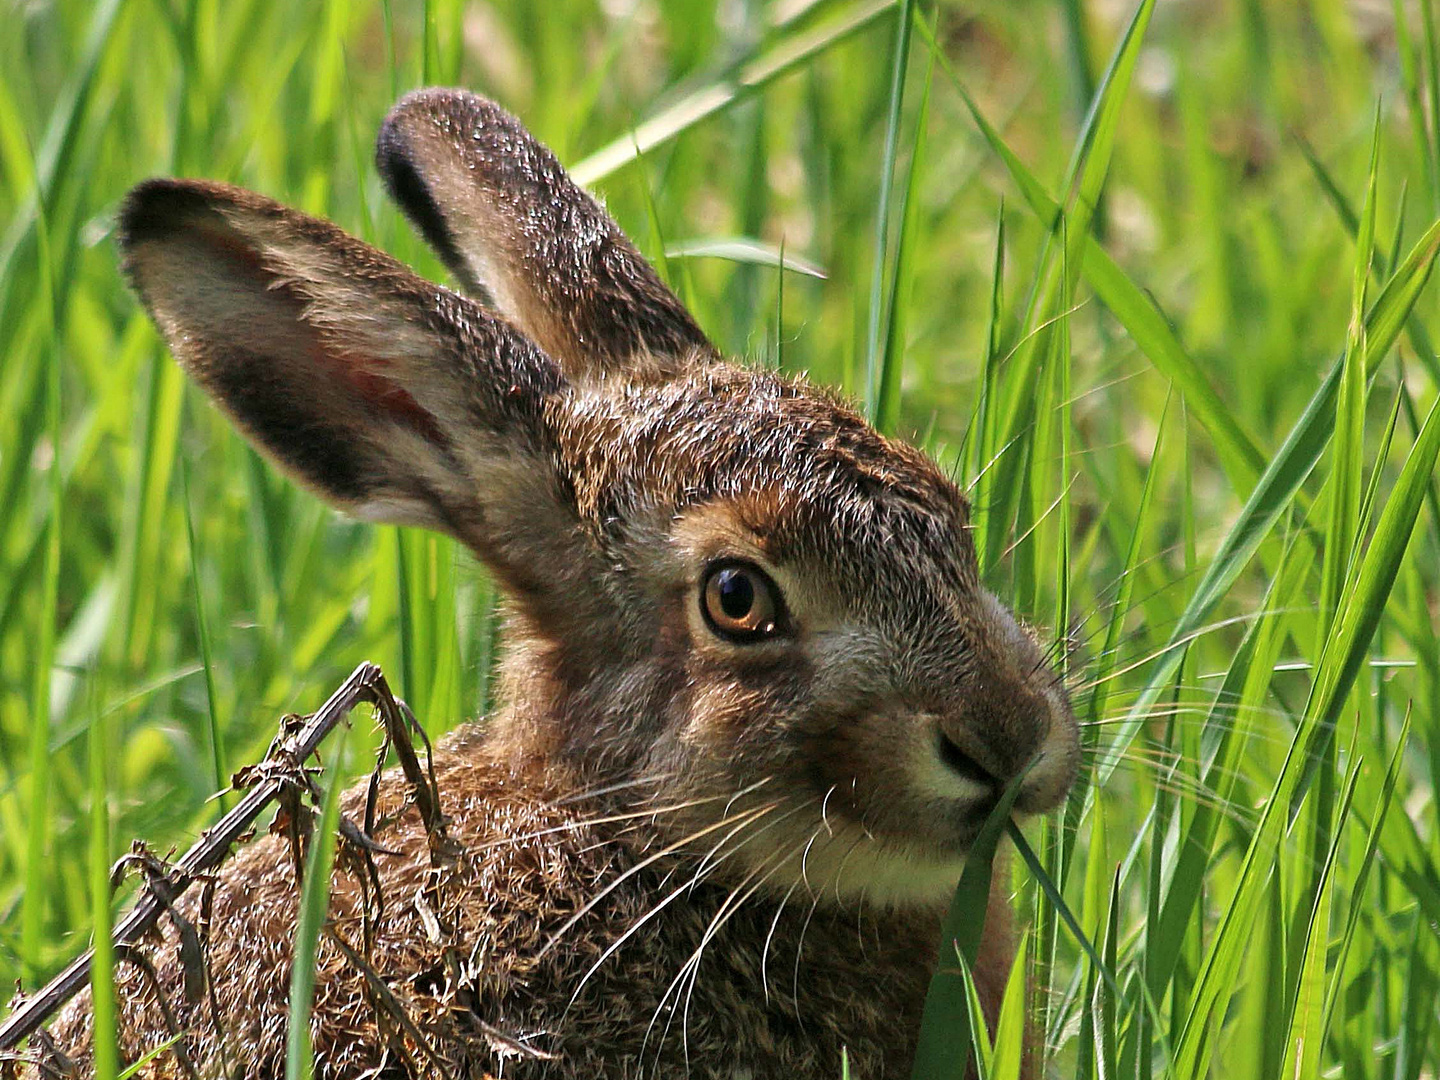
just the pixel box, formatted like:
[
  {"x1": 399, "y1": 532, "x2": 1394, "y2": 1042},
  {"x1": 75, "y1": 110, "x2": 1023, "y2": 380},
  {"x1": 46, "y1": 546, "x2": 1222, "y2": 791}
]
[
  {"x1": 1095, "y1": 868, "x2": 1121, "y2": 1080},
  {"x1": 0, "y1": 0, "x2": 126, "y2": 334},
  {"x1": 1094, "y1": 214, "x2": 1440, "y2": 788},
  {"x1": 285, "y1": 724, "x2": 355, "y2": 1080},
  {"x1": 991, "y1": 934, "x2": 1028, "y2": 1080},
  {"x1": 664, "y1": 237, "x2": 826, "y2": 279},
  {"x1": 570, "y1": 0, "x2": 896, "y2": 187},
  {"x1": 1281, "y1": 746, "x2": 1362, "y2": 1080},
  {"x1": 992, "y1": 0, "x2": 1153, "y2": 458},
  {"x1": 1174, "y1": 386, "x2": 1440, "y2": 1078},
  {"x1": 87, "y1": 679, "x2": 117, "y2": 1080},
  {"x1": 914, "y1": 20, "x2": 1266, "y2": 488},
  {"x1": 182, "y1": 466, "x2": 226, "y2": 809},
  {"x1": 1311, "y1": 390, "x2": 1440, "y2": 734},
  {"x1": 910, "y1": 774, "x2": 1025, "y2": 1080},
  {"x1": 1357, "y1": 388, "x2": 1406, "y2": 557},
  {"x1": 1320, "y1": 106, "x2": 1381, "y2": 641},
  {"x1": 116, "y1": 1035, "x2": 185, "y2": 1080},
  {"x1": 21, "y1": 170, "x2": 61, "y2": 983},
  {"x1": 863, "y1": 0, "x2": 917, "y2": 421},
  {"x1": 955, "y1": 948, "x2": 995, "y2": 1080},
  {"x1": 1319, "y1": 708, "x2": 1411, "y2": 1042},
  {"x1": 395, "y1": 528, "x2": 418, "y2": 715},
  {"x1": 1007, "y1": 824, "x2": 1125, "y2": 1005},
  {"x1": 1147, "y1": 523, "x2": 1309, "y2": 987},
  {"x1": 874, "y1": 11, "x2": 932, "y2": 432},
  {"x1": 1424, "y1": 0, "x2": 1440, "y2": 211},
  {"x1": 967, "y1": 202, "x2": 1005, "y2": 486},
  {"x1": 1084, "y1": 389, "x2": 1171, "y2": 728},
  {"x1": 1305, "y1": 104, "x2": 1382, "y2": 919}
]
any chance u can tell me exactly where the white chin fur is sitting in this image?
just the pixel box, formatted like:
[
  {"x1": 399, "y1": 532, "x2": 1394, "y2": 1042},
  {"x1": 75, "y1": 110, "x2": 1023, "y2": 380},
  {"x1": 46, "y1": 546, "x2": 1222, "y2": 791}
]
[{"x1": 750, "y1": 826, "x2": 968, "y2": 910}]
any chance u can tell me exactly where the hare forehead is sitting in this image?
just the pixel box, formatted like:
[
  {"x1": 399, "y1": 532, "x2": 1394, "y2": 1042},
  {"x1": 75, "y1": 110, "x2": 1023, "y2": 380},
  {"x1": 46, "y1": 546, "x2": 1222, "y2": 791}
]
[{"x1": 553, "y1": 364, "x2": 972, "y2": 535}]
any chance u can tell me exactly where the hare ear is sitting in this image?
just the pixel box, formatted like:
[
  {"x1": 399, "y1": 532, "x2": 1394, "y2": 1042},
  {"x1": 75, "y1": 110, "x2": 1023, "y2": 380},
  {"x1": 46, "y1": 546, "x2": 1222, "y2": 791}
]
[
  {"x1": 118, "y1": 178, "x2": 580, "y2": 597},
  {"x1": 376, "y1": 88, "x2": 714, "y2": 380}
]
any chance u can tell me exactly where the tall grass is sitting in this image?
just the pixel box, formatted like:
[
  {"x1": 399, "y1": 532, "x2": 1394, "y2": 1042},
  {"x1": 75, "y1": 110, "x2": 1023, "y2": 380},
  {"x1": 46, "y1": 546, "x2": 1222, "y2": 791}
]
[{"x1": 1, "y1": 2, "x2": 1437, "y2": 1078}]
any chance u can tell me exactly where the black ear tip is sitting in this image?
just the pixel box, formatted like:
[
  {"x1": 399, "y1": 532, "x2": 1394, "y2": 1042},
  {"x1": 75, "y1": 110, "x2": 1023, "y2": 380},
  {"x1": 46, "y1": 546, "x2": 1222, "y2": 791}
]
[
  {"x1": 373, "y1": 110, "x2": 414, "y2": 188},
  {"x1": 119, "y1": 179, "x2": 187, "y2": 246},
  {"x1": 375, "y1": 123, "x2": 461, "y2": 270},
  {"x1": 377, "y1": 88, "x2": 523, "y2": 172},
  {"x1": 118, "y1": 178, "x2": 222, "y2": 252},
  {"x1": 375, "y1": 91, "x2": 486, "y2": 293},
  {"x1": 384, "y1": 87, "x2": 508, "y2": 126},
  {"x1": 375, "y1": 91, "x2": 445, "y2": 211}
]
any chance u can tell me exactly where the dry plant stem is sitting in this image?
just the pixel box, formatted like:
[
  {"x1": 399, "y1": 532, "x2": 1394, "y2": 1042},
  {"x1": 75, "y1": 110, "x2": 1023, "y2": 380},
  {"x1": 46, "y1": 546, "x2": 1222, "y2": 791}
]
[{"x1": 0, "y1": 661, "x2": 433, "y2": 1053}]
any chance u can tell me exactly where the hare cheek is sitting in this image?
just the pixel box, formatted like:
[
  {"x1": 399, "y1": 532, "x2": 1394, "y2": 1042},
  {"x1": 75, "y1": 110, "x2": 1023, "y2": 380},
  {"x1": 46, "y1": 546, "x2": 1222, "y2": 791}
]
[
  {"x1": 797, "y1": 713, "x2": 909, "y2": 823},
  {"x1": 678, "y1": 665, "x2": 806, "y2": 764}
]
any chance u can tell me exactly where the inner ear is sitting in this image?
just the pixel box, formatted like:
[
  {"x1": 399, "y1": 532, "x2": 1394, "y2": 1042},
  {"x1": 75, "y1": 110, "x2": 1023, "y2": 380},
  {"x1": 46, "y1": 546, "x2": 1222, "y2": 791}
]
[{"x1": 124, "y1": 186, "x2": 455, "y2": 507}]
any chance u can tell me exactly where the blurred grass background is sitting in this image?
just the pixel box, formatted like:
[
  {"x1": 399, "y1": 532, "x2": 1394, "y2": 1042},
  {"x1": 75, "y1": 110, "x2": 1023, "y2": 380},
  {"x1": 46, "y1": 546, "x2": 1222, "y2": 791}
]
[{"x1": 2, "y1": 0, "x2": 1439, "y2": 1077}]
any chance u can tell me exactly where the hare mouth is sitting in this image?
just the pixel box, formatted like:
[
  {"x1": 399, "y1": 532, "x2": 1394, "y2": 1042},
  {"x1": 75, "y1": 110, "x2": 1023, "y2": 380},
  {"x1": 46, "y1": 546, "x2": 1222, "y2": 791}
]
[{"x1": 936, "y1": 731, "x2": 1000, "y2": 789}]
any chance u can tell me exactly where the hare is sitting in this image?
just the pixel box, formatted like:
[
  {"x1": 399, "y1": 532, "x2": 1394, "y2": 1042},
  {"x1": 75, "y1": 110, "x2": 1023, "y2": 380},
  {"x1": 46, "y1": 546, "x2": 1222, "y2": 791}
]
[{"x1": 34, "y1": 89, "x2": 1078, "y2": 1079}]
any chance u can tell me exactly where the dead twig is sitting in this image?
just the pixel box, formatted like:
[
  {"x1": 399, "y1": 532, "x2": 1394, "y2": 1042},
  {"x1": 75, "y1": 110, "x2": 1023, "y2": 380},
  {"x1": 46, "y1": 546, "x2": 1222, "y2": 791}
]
[
  {"x1": 109, "y1": 950, "x2": 200, "y2": 1080},
  {"x1": 0, "y1": 662, "x2": 429, "y2": 1053},
  {"x1": 323, "y1": 929, "x2": 454, "y2": 1078}
]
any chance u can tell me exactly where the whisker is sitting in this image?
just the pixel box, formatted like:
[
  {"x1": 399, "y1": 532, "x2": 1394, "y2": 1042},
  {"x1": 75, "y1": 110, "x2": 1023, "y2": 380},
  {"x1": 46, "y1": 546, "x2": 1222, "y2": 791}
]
[
  {"x1": 471, "y1": 782, "x2": 767, "y2": 853},
  {"x1": 1067, "y1": 612, "x2": 1289, "y2": 693},
  {"x1": 790, "y1": 889, "x2": 825, "y2": 1023},
  {"x1": 563, "y1": 797, "x2": 815, "y2": 1013},
  {"x1": 760, "y1": 851, "x2": 814, "y2": 1006},
  {"x1": 1079, "y1": 758, "x2": 1257, "y2": 821},
  {"x1": 829, "y1": 828, "x2": 872, "y2": 905},
  {"x1": 537, "y1": 797, "x2": 778, "y2": 961},
  {"x1": 642, "y1": 836, "x2": 807, "y2": 1070},
  {"x1": 819, "y1": 784, "x2": 838, "y2": 838},
  {"x1": 553, "y1": 772, "x2": 674, "y2": 806},
  {"x1": 1001, "y1": 474, "x2": 1077, "y2": 561},
  {"x1": 678, "y1": 838, "x2": 814, "y2": 1062}
]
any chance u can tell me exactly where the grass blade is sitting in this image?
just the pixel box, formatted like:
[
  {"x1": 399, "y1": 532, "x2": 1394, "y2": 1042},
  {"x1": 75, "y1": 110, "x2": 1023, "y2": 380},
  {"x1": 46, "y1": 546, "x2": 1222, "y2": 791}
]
[
  {"x1": 863, "y1": 0, "x2": 917, "y2": 421},
  {"x1": 570, "y1": 0, "x2": 896, "y2": 187},
  {"x1": 182, "y1": 466, "x2": 227, "y2": 809},
  {"x1": 1319, "y1": 708, "x2": 1411, "y2": 1043},
  {"x1": 1174, "y1": 386, "x2": 1440, "y2": 1077},
  {"x1": 910, "y1": 775, "x2": 1025, "y2": 1080},
  {"x1": 21, "y1": 167, "x2": 62, "y2": 983},
  {"x1": 1093, "y1": 215, "x2": 1440, "y2": 788},
  {"x1": 873, "y1": 9, "x2": 932, "y2": 432},
  {"x1": 914, "y1": 16, "x2": 1267, "y2": 487},
  {"x1": 285, "y1": 725, "x2": 355, "y2": 1080},
  {"x1": 664, "y1": 237, "x2": 826, "y2": 279},
  {"x1": 87, "y1": 678, "x2": 117, "y2": 1080}
]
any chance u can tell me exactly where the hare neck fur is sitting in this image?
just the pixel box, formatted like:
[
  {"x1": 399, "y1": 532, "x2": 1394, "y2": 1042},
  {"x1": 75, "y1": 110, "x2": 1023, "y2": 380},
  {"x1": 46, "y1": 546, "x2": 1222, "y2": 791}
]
[{"x1": 45, "y1": 720, "x2": 1018, "y2": 1079}]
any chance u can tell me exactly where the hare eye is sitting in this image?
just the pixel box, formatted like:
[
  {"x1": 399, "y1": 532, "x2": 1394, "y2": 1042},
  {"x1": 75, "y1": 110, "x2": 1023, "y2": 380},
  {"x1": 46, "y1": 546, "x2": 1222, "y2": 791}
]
[{"x1": 701, "y1": 561, "x2": 785, "y2": 643}]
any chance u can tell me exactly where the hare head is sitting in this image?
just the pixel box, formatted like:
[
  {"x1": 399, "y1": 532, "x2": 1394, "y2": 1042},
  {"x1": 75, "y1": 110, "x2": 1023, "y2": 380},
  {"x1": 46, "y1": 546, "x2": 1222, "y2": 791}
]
[{"x1": 119, "y1": 89, "x2": 1078, "y2": 910}]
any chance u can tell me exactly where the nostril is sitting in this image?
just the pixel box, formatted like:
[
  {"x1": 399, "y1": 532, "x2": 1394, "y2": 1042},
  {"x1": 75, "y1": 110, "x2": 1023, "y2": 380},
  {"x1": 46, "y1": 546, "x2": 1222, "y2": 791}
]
[{"x1": 936, "y1": 731, "x2": 997, "y2": 789}]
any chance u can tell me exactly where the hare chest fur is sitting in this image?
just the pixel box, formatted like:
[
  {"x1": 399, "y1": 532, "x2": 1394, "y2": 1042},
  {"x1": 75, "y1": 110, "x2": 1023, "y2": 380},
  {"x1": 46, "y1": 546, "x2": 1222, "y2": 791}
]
[
  {"x1": 49, "y1": 739, "x2": 1003, "y2": 1078},
  {"x1": 34, "y1": 88, "x2": 1078, "y2": 1077}
]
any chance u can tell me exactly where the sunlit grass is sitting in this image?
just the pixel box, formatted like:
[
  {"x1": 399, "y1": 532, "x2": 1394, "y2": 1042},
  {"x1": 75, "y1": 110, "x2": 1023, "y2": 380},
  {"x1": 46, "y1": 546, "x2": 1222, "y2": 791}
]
[{"x1": 1, "y1": 2, "x2": 1437, "y2": 1078}]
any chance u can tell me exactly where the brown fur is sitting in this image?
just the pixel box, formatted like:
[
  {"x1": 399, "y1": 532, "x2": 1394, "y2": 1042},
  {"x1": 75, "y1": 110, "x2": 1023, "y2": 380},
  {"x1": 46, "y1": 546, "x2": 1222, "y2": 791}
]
[
  {"x1": 47, "y1": 740, "x2": 955, "y2": 1078},
  {"x1": 30, "y1": 90, "x2": 1078, "y2": 1078}
]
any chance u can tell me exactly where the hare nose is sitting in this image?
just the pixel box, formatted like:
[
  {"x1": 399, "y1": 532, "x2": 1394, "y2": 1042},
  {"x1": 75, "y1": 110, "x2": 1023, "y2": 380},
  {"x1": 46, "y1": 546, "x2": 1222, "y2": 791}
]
[{"x1": 932, "y1": 673, "x2": 1051, "y2": 787}]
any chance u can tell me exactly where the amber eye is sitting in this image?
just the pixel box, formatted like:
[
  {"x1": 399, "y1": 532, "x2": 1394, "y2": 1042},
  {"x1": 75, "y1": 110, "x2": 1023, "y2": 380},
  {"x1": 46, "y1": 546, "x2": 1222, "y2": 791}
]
[{"x1": 701, "y1": 561, "x2": 786, "y2": 643}]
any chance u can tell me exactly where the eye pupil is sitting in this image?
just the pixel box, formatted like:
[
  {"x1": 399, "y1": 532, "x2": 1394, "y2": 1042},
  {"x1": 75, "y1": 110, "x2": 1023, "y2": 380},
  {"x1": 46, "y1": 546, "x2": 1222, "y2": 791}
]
[
  {"x1": 717, "y1": 569, "x2": 754, "y2": 619},
  {"x1": 701, "y1": 560, "x2": 787, "y2": 643}
]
